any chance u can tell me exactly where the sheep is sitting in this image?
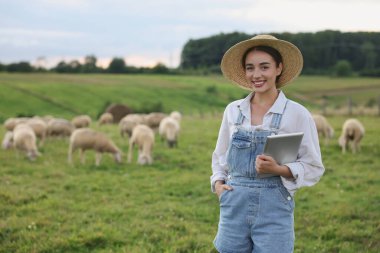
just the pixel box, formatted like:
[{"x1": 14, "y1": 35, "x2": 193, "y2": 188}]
[
  {"x1": 119, "y1": 114, "x2": 145, "y2": 137},
  {"x1": 47, "y1": 118, "x2": 74, "y2": 137},
  {"x1": 68, "y1": 128, "x2": 122, "y2": 166},
  {"x1": 72, "y1": 115, "x2": 92, "y2": 128},
  {"x1": 2, "y1": 131, "x2": 14, "y2": 150},
  {"x1": 128, "y1": 124, "x2": 154, "y2": 165},
  {"x1": 339, "y1": 118, "x2": 365, "y2": 154},
  {"x1": 4, "y1": 117, "x2": 29, "y2": 131},
  {"x1": 159, "y1": 116, "x2": 180, "y2": 148},
  {"x1": 12, "y1": 123, "x2": 40, "y2": 161},
  {"x1": 144, "y1": 112, "x2": 167, "y2": 129},
  {"x1": 170, "y1": 111, "x2": 182, "y2": 123},
  {"x1": 98, "y1": 112, "x2": 114, "y2": 126},
  {"x1": 26, "y1": 118, "x2": 47, "y2": 146},
  {"x1": 312, "y1": 114, "x2": 334, "y2": 145}
]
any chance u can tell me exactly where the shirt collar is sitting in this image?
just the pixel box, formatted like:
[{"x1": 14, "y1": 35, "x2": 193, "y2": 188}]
[{"x1": 237, "y1": 90, "x2": 288, "y2": 117}]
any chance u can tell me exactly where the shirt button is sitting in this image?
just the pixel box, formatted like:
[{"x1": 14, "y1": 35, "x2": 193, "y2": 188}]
[{"x1": 287, "y1": 196, "x2": 291, "y2": 201}]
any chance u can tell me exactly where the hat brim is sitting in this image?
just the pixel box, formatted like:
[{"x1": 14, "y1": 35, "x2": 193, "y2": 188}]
[{"x1": 221, "y1": 37, "x2": 303, "y2": 90}]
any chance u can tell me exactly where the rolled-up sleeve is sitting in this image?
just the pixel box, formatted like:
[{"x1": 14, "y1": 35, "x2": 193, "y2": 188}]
[
  {"x1": 210, "y1": 108, "x2": 231, "y2": 192},
  {"x1": 282, "y1": 111, "x2": 325, "y2": 195}
]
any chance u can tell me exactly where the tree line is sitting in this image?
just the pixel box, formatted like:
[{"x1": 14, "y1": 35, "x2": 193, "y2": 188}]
[
  {"x1": 0, "y1": 55, "x2": 172, "y2": 74},
  {"x1": 180, "y1": 30, "x2": 380, "y2": 77},
  {"x1": 1, "y1": 30, "x2": 380, "y2": 76}
]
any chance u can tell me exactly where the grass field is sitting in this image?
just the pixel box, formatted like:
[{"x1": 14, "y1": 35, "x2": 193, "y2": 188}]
[{"x1": 0, "y1": 73, "x2": 380, "y2": 252}]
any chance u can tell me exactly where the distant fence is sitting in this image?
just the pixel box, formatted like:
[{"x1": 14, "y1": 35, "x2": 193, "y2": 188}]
[{"x1": 318, "y1": 96, "x2": 380, "y2": 116}]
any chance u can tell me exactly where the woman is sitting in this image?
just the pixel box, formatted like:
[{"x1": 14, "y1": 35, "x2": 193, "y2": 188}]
[{"x1": 211, "y1": 34, "x2": 324, "y2": 253}]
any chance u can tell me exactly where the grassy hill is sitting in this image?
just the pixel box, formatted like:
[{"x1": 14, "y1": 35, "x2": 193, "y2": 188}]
[
  {"x1": 0, "y1": 73, "x2": 379, "y2": 252},
  {"x1": 1, "y1": 73, "x2": 380, "y2": 121}
]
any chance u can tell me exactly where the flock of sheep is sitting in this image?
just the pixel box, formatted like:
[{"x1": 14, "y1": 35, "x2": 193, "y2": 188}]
[
  {"x1": 1, "y1": 111, "x2": 182, "y2": 166},
  {"x1": 312, "y1": 114, "x2": 365, "y2": 153},
  {"x1": 1, "y1": 111, "x2": 365, "y2": 166}
]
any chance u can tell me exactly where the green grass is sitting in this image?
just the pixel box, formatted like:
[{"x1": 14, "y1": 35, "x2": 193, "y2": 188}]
[{"x1": 0, "y1": 73, "x2": 380, "y2": 252}]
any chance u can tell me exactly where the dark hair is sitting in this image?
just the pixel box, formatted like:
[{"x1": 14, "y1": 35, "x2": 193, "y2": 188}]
[{"x1": 242, "y1": 46, "x2": 283, "y2": 82}]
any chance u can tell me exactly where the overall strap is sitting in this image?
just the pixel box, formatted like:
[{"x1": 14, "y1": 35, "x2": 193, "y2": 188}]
[{"x1": 269, "y1": 100, "x2": 289, "y2": 130}]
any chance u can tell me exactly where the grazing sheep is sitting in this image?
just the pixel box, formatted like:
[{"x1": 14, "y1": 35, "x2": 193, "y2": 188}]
[
  {"x1": 26, "y1": 118, "x2": 47, "y2": 146},
  {"x1": 339, "y1": 118, "x2": 365, "y2": 154},
  {"x1": 68, "y1": 128, "x2": 122, "y2": 166},
  {"x1": 119, "y1": 114, "x2": 145, "y2": 137},
  {"x1": 312, "y1": 114, "x2": 334, "y2": 145},
  {"x1": 170, "y1": 111, "x2": 182, "y2": 123},
  {"x1": 12, "y1": 124, "x2": 40, "y2": 161},
  {"x1": 144, "y1": 112, "x2": 167, "y2": 129},
  {"x1": 2, "y1": 131, "x2": 14, "y2": 150},
  {"x1": 47, "y1": 118, "x2": 74, "y2": 137},
  {"x1": 159, "y1": 117, "x2": 180, "y2": 148},
  {"x1": 128, "y1": 124, "x2": 154, "y2": 165},
  {"x1": 72, "y1": 115, "x2": 92, "y2": 128},
  {"x1": 98, "y1": 112, "x2": 114, "y2": 126},
  {"x1": 4, "y1": 117, "x2": 29, "y2": 131}
]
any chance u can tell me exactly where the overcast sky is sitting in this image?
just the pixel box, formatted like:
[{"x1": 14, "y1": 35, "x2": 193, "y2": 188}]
[{"x1": 1, "y1": 0, "x2": 379, "y2": 68}]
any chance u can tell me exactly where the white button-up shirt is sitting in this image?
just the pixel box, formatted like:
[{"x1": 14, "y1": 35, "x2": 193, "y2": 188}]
[{"x1": 211, "y1": 91, "x2": 325, "y2": 196}]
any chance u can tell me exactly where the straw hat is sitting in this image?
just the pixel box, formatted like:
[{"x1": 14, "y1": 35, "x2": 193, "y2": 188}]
[{"x1": 221, "y1": 34, "x2": 303, "y2": 90}]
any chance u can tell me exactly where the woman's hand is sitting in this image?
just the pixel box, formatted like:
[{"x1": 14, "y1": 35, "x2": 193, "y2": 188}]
[
  {"x1": 255, "y1": 154, "x2": 294, "y2": 178},
  {"x1": 215, "y1": 180, "x2": 233, "y2": 198}
]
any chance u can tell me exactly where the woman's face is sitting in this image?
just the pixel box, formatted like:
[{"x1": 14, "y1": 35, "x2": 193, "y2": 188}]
[{"x1": 244, "y1": 50, "x2": 282, "y2": 93}]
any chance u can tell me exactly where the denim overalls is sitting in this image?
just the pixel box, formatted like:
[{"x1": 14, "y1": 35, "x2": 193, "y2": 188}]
[{"x1": 214, "y1": 102, "x2": 295, "y2": 253}]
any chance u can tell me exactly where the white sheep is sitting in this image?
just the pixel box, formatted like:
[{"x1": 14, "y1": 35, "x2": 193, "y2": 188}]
[
  {"x1": 12, "y1": 123, "x2": 40, "y2": 161},
  {"x1": 119, "y1": 114, "x2": 145, "y2": 137},
  {"x1": 4, "y1": 117, "x2": 29, "y2": 131},
  {"x1": 47, "y1": 118, "x2": 74, "y2": 137},
  {"x1": 98, "y1": 112, "x2": 114, "y2": 125},
  {"x1": 159, "y1": 116, "x2": 180, "y2": 148},
  {"x1": 2, "y1": 131, "x2": 14, "y2": 150},
  {"x1": 312, "y1": 114, "x2": 334, "y2": 145},
  {"x1": 71, "y1": 115, "x2": 92, "y2": 128},
  {"x1": 170, "y1": 111, "x2": 182, "y2": 123},
  {"x1": 128, "y1": 124, "x2": 154, "y2": 165},
  {"x1": 144, "y1": 112, "x2": 167, "y2": 129},
  {"x1": 339, "y1": 118, "x2": 365, "y2": 154},
  {"x1": 68, "y1": 128, "x2": 122, "y2": 166},
  {"x1": 26, "y1": 118, "x2": 47, "y2": 146}
]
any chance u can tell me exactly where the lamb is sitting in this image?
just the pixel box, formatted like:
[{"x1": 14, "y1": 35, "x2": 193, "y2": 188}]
[
  {"x1": 72, "y1": 115, "x2": 92, "y2": 128},
  {"x1": 47, "y1": 118, "x2": 74, "y2": 137},
  {"x1": 170, "y1": 111, "x2": 182, "y2": 123},
  {"x1": 12, "y1": 123, "x2": 40, "y2": 160},
  {"x1": 339, "y1": 118, "x2": 365, "y2": 154},
  {"x1": 68, "y1": 128, "x2": 122, "y2": 166},
  {"x1": 312, "y1": 114, "x2": 334, "y2": 145},
  {"x1": 159, "y1": 116, "x2": 180, "y2": 148},
  {"x1": 98, "y1": 112, "x2": 114, "y2": 126},
  {"x1": 128, "y1": 124, "x2": 154, "y2": 165},
  {"x1": 119, "y1": 114, "x2": 145, "y2": 137}
]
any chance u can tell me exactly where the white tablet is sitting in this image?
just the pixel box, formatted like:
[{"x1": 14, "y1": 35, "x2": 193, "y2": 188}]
[{"x1": 263, "y1": 132, "x2": 304, "y2": 165}]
